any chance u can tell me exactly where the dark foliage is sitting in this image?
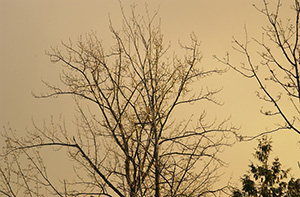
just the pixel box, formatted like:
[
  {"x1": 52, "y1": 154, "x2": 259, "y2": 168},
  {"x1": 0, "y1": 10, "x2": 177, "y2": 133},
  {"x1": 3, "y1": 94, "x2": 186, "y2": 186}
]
[{"x1": 232, "y1": 136, "x2": 300, "y2": 197}]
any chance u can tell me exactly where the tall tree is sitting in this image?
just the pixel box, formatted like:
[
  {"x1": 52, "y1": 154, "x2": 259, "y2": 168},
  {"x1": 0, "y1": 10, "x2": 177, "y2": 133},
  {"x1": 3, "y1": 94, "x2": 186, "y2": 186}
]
[
  {"x1": 0, "y1": 6, "x2": 237, "y2": 197},
  {"x1": 232, "y1": 135, "x2": 300, "y2": 196},
  {"x1": 216, "y1": 0, "x2": 300, "y2": 138}
]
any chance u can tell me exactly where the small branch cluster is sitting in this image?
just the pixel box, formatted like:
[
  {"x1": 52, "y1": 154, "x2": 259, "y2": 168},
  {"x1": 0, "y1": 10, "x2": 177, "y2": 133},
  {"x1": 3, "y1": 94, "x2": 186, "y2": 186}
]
[{"x1": 215, "y1": 0, "x2": 300, "y2": 137}]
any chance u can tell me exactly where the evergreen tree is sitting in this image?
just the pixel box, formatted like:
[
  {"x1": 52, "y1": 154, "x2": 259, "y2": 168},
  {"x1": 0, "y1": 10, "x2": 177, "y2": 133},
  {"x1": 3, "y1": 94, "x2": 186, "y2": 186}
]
[{"x1": 232, "y1": 136, "x2": 300, "y2": 197}]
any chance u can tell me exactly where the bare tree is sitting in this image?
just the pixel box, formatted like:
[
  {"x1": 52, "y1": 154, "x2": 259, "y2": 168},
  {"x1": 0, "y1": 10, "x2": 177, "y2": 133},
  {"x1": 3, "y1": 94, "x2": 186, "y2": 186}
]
[
  {"x1": 216, "y1": 0, "x2": 300, "y2": 140},
  {"x1": 1, "y1": 6, "x2": 237, "y2": 197}
]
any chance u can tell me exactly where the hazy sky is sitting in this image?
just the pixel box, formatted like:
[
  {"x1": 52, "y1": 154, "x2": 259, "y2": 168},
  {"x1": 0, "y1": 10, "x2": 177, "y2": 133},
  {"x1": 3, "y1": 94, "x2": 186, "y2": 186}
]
[{"x1": 1, "y1": 0, "x2": 299, "y2": 190}]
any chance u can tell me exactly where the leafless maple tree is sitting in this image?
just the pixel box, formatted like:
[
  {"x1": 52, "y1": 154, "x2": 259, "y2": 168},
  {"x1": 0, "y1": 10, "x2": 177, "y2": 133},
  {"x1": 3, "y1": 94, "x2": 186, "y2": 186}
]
[
  {"x1": 0, "y1": 6, "x2": 237, "y2": 197},
  {"x1": 216, "y1": 0, "x2": 300, "y2": 140}
]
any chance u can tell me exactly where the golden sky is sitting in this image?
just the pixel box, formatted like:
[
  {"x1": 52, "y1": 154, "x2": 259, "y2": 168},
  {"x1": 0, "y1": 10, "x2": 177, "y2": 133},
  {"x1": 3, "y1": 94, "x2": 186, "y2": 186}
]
[{"x1": 1, "y1": 0, "x2": 299, "y2": 190}]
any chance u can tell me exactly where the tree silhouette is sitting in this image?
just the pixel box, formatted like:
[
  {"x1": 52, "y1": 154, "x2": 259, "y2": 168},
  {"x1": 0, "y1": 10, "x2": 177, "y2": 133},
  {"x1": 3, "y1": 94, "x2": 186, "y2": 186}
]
[
  {"x1": 232, "y1": 135, "x2": 300, "y2": 196},
  {"x1": 0, "y1": 6, "x2": 238, "y2": 197}
]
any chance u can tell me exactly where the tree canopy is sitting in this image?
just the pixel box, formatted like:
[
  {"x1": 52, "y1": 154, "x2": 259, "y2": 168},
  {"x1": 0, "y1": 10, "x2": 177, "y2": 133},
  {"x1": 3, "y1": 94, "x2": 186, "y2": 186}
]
[
  {"x1": 232, "y1": 136, "x2": 300, "y2": 197},
  {"x1": 0, "y1": 6, "x2": 237, "y2": 197}
]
